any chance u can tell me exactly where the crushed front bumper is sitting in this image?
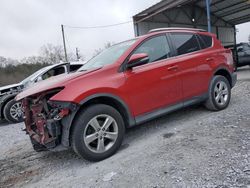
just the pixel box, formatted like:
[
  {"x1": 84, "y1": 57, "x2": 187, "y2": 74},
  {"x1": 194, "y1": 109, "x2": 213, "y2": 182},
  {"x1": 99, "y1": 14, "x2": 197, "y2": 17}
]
[{"x1": 22, "y1": 97, "x2": 79, "y2": 151}]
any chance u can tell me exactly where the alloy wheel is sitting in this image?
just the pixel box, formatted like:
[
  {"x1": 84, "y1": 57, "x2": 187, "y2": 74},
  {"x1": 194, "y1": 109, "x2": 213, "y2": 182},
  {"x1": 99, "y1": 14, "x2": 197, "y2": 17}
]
[
  {"x1": 214, "y1": 81, "x2": 229, "y2": 106},
  {"x1": 83, "y1": 114, "x2": 118, "y2": 153},
  {"x1": 10, "y1": 102, "x2": 23, "y2": 120}
]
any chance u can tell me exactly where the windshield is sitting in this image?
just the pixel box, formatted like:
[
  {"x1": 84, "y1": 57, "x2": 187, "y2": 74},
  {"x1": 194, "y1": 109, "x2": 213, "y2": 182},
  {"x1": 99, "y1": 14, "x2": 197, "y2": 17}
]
[{"x1": 78, "y1": 39, "x2": 137, "y2": 71}]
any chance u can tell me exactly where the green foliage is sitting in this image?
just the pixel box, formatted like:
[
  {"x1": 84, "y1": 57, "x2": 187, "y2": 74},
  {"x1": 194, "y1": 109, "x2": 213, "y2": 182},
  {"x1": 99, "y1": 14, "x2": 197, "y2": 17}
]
[{"x1": 0, "y1": 63, "x2": 51, "y2": 87}]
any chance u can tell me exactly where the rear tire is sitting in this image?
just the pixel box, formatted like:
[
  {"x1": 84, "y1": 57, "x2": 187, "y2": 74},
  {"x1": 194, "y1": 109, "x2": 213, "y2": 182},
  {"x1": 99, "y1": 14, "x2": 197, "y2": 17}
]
[
  {"x1": 71, "y1": 104, "x2": 125, "y2": 161},
  {"x1": 205, "y1": 75, "x2": 231, "y2": 111},
  {"x1": 3, "y1": 99, "x2": 23, "y2": 123}
]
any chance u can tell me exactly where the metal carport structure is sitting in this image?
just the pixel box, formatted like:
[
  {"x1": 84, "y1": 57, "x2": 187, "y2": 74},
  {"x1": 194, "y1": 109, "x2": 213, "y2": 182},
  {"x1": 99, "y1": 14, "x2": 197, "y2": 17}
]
[{"x1": 133, "y1": 0, "x2": 250, "y2": 47}]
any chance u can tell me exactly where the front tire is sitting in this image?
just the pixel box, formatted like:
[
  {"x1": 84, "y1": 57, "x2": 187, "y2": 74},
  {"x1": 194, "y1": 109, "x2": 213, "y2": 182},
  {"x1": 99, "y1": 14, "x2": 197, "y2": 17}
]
[
  {"x1": 3, "y1": 99, "x2": 23, "y2": 123},
  {"x1": 71, "y1": 104, "x2": 125, "y2": 161},
  {"x1": 205, "y1": 75, "x2": 231, "y2": 111}
]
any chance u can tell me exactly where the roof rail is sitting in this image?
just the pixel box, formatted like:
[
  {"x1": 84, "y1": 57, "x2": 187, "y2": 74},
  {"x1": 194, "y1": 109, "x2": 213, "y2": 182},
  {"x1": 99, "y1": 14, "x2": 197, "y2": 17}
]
[{"x1": 148, "y1": 27, "x2": 206, "y2": 33}]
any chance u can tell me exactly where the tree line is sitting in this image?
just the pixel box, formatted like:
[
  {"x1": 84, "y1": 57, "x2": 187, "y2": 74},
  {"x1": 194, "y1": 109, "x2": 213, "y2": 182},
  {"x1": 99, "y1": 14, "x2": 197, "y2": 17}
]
[
  {"x1": 0, "y1": 42, "x2": 112, "y2": 87},
  {"x1": 0, "y1": 43, "x2": 84, "y2": 86}
]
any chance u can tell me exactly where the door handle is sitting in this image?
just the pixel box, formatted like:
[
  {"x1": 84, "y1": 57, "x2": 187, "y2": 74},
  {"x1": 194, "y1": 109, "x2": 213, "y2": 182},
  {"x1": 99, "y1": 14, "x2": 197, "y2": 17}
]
[
  {"x1": 167, "y1": 65, "x2": 178, "y2": 71},
  {"x1": 206, "y1": 57, "x2": 214, "y2": 62}
]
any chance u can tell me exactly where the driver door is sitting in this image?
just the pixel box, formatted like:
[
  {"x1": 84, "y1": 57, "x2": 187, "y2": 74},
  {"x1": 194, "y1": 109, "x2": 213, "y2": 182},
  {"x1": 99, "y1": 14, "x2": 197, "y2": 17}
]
[{"x1": 123, "y1": 35, "x2": 182, "y2": 117}]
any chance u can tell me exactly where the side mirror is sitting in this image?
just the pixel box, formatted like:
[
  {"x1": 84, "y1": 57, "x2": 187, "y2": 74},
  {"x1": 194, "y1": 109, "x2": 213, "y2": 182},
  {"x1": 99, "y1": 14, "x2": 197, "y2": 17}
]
[{"x1": 127, "y1": 53, "x2": 149, "y2": 69}]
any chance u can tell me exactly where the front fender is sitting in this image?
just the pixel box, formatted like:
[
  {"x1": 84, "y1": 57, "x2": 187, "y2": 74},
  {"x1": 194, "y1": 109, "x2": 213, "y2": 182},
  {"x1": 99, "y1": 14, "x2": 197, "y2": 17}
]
[
  {"x1": 59, "y1": 92, "x2": 136, "y2": 147},
  {"x1": 79, "y1": 93, "x2": 135, "y2": 125},
  {"x1": 0, "y1": 93, "x2": 18, "y2": 119}
]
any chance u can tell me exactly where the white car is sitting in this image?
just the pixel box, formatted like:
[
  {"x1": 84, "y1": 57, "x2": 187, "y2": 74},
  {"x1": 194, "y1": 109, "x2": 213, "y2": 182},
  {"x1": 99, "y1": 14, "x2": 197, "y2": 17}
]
[{"x1": 0, "y1": 61, "x2": 85, "y2": 123}]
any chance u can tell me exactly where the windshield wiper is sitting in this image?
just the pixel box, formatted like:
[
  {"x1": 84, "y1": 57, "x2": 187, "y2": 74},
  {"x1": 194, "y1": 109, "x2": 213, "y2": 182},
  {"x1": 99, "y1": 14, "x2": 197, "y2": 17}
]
[
  {"x1": 78, "y1": 69, "x2": 88, "y2": 72},
  {"x1": 78, "y1": 66, "x2": 103, "y2": 72}
]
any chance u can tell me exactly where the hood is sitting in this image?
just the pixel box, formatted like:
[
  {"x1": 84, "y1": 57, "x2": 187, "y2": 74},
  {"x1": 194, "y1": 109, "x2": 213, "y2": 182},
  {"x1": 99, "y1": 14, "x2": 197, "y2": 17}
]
[
  {"x1": 0, "y1": 83, "x2": 22, "y2": 91},
  {"x1": 0, "y1": 83, "x2": 23, "y2": 97},
  {"x1": 16, "y1": 68, "x2": 101, "y2": 101}
]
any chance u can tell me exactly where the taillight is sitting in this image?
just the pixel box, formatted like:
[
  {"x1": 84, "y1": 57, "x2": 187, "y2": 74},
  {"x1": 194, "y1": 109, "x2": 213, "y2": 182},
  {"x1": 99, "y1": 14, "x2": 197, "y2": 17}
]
[{"x1": 224, "y1": 48, "x2": 235, "y2": 71}]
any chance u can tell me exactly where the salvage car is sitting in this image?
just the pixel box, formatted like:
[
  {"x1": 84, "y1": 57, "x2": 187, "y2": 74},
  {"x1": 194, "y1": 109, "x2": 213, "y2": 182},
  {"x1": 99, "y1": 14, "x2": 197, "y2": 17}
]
[
  {"x1": 0, "y1": 62, "x2": 84, "y2": 123},
  {"x1": 16, "y1": 28, "x2": 237, "y2": 161}
]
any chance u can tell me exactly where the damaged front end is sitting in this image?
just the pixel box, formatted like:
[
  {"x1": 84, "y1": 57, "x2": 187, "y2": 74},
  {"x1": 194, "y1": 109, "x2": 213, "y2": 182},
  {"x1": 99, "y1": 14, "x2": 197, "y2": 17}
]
[{"x1": 21, "y1": 88, "x2": 79, "y2": 151}]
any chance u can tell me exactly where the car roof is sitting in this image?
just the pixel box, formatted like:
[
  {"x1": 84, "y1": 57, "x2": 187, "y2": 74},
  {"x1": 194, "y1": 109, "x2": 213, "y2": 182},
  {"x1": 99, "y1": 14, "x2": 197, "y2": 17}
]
[
  {"x1": 148, "y1": 27, "x2": 206, "y2": 33},
  {"x1": 135, "y1": 27, "x2": 213, "y2": 41},
  {"x1": 69, "y1": 61, "x2": 86, "y2": 65}
]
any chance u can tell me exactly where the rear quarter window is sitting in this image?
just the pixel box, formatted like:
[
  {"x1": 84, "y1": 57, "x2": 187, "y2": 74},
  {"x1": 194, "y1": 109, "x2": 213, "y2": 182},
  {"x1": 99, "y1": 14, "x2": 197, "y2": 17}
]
[{"x1": 198, "y1": 34, "x2": 213, "y2": 49}]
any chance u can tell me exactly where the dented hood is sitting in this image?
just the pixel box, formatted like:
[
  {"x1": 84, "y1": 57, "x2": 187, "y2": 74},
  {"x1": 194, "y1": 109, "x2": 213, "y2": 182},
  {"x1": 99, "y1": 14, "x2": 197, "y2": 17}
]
[{"x1": 16, "y1": 68, "x2": 101, "y2": 101}]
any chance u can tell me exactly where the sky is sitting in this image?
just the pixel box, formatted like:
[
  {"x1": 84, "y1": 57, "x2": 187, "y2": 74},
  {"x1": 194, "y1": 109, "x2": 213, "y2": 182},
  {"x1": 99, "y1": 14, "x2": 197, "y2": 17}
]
[
  {"x1": 0, "y1": 0, "x2": 249, "y2": 60},
  {"x1": 236, "y1": 23, "x2": 250, "y2": 43}
]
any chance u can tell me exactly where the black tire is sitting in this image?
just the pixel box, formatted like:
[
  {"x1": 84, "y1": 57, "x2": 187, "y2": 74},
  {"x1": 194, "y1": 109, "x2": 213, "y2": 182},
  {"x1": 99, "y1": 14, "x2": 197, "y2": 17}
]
[
  {"x1": 71, "y1": 104, "x2": 125, "y2": 161},
  {"x1": 205, "y1": 75, "x2": 231, "y2": 111},
  {"x1": 3, "y1": 99, "x2": 23, "y2": 123}
]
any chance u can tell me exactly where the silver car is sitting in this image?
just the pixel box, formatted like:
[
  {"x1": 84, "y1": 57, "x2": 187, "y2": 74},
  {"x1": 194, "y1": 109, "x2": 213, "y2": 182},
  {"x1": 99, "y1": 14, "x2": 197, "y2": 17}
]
[{"x1": 0, "y1": 62, "x2": 84, "y2": 123}]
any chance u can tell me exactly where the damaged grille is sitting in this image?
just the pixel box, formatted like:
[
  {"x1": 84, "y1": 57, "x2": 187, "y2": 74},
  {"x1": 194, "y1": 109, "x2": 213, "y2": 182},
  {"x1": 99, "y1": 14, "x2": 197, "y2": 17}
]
[{"x1": 22, "y1": 89, "x2": 72, "y2": 150}]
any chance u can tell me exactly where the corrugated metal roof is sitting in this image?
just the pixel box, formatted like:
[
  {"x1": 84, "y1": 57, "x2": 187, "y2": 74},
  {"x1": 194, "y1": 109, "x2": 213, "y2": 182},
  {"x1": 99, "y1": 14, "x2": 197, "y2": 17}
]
[{"x1": 133, "y1": 0, "x2": 250, "y2": 25}]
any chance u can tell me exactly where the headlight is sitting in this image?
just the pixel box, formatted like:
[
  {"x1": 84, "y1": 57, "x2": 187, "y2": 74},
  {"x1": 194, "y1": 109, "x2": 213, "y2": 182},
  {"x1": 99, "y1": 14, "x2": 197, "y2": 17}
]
[{"x1": 48, "y1": 100, "x2": 78, "y2": 110}]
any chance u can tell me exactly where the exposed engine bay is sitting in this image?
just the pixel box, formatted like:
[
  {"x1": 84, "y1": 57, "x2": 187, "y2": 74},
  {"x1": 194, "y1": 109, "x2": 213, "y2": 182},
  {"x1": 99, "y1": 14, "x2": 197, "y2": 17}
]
[{"x1": 21, "y1": 89, "x2": 78, "y2": 151}]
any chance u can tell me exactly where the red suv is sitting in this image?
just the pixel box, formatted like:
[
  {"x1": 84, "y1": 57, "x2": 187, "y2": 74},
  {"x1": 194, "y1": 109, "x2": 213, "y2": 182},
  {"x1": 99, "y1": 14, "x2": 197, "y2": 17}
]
[{"x1": 17, "y1": 28, "x2": 237, "y2": 161}]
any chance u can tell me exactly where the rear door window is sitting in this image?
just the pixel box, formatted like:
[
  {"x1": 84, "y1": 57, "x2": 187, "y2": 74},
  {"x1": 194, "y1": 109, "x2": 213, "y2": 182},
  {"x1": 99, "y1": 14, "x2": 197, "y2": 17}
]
[{"x1": 170, "y1": 33, "x2": 200, "y2": 55}]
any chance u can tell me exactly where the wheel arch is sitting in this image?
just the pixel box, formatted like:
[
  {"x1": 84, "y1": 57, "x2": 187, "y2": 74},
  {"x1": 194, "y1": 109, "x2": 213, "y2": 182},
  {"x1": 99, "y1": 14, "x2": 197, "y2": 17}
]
[
  {"x1": 0, "y1": 94, "x2": 17, "y2": 119},
  {"x1": 213, "y1": 67, "x2": 233, "y2": 87},
  {"x1": 77, "y1": 94, "x2": 135, "y2": 128},
  {"x1": 62, "y1": 93, "x2": 135, "y2": 146},
  {"x1": 61, "y1": 93, "x2": 136, "y2": 147}
]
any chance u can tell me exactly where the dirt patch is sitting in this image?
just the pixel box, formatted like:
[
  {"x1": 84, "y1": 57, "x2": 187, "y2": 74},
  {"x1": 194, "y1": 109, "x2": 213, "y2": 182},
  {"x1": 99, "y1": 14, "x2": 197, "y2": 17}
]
[
  {"x1": 1, "y1": 169, "x2": 39, "y2": 188},
  {"x1": 0, "y1": 148, "x2": 42, "y2": 188}
]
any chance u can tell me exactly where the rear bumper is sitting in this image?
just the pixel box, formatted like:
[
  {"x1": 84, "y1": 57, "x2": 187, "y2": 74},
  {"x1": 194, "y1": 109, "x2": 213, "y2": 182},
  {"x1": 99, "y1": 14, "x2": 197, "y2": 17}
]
[{"x1": 231, "y1": 72, "x2": 237, "y2": 88}]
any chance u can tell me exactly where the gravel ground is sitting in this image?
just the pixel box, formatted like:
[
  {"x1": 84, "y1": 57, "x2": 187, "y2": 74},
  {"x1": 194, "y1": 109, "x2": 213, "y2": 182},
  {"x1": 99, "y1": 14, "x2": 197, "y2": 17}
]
[{"x1": 0, "y1": 68, "x2": 250, "y2": 188}]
